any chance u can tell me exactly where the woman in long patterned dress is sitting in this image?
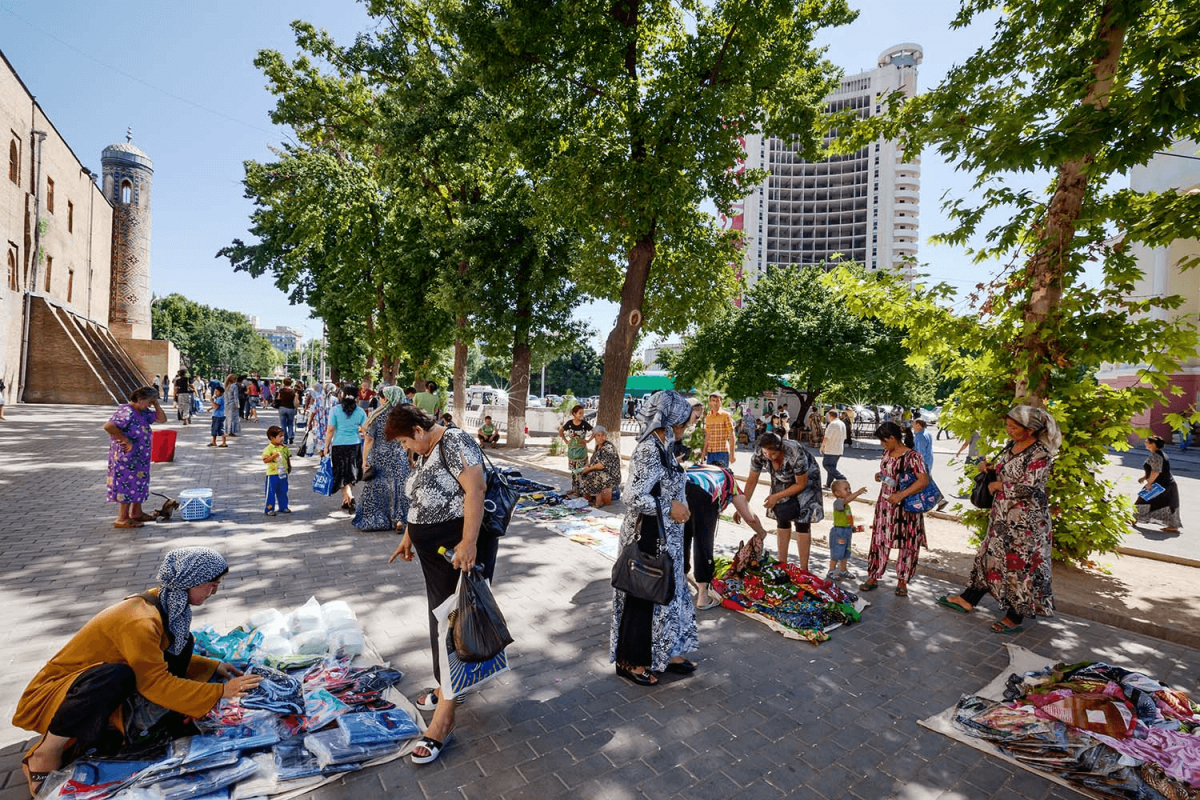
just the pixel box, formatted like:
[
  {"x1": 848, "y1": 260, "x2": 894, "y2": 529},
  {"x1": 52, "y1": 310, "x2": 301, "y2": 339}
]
[
  {"x1": 1135, "y1": 436, "x2": 1181, "y2": 532},
  {"x1": 354, "y1": 387, "x2": 411, "y2": 531},
  {"x1": 223, "y1": 374, "x2": 241, "y2": 436},
  {"x1": 103, "y1": 387, "x2": 166, "y2": 529},
  {"x1": 860, "y1": 421, "x2": 929, "y2": 597},
  {"x1": 312, "y1": 383, "x2": 337, "y2": 456},
  {"x1": 577, "y1": 425, "x2": 621, "y2": 507},
  {"x1": 610, "y1": 392, "x2": 701, "y2": 686},
  {"x1": 939, "y1": 405, "x2": 1060, "y2": 633}
]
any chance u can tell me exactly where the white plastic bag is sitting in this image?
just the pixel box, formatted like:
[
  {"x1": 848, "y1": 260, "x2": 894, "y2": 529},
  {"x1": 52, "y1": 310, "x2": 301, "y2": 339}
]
[{"x1": 288, "y1": 597, "x2": 323, "y2": 634}]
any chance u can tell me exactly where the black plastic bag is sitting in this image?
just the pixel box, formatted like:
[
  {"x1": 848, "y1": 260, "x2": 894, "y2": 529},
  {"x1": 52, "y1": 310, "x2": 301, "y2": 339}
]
[{"x1": 453, "y1": 570, "x2": 514, "y2": 662}]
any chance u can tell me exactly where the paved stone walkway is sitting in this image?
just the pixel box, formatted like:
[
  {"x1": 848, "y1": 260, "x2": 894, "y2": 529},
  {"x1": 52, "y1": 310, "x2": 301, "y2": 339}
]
[{"x1": 0, "y1": 406, "x2": 1197, "y2": 800}]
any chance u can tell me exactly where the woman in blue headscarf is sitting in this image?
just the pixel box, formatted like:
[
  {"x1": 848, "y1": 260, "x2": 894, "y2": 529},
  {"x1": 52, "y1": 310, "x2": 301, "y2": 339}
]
[
  {"x1": 610, "y1": 391, "x2": 702, "y2": 686},
  {"x1": 13, "y1": 548, "x2": 261, "y2": 796}
]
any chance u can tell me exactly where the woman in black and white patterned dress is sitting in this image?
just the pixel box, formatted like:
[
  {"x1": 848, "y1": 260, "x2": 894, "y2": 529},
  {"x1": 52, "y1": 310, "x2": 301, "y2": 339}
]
[
  {"x1": 386, "y1": 403, "x2": 491, "y2": 765},
  {"x1": 610, "y1": 391, "x2": 701, "y2": 686}
]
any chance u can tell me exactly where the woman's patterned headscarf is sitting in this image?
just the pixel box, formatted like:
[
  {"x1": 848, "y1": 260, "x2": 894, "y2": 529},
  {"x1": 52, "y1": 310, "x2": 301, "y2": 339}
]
[
  {"x1": 366, "y1": 385, "x2": 405, "y2": 427},
  {"x1": 1007, "y1": 405, "x2": 1062, "y2": 455},
  {"x1": 156, "y1": 547, "x2": 228, "y2": 655},
  {"x1": 636, "y1": 390, "x2": 695, "y2": 444}
]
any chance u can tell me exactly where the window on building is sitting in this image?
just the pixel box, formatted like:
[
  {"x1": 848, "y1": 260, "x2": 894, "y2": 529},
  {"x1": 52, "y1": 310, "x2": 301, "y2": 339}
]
[
  {"x1": 47, "y1": 177, "x2": 55, "y2": 213},
  {"x1": 67, "y1": 268, "x2": 75, "y2": 303},
  {"x1": 121, "y1": 180, "x2": 132, "y2": 204},
  {"x1": 7, "y1": 139, "x2": 17, "y2": 184},
  {"x1": 6, "y1": 249, "x2": 17, "y2": 291},
  {"x1": 68, "y1": 200, "x2": 74, "y2": 233},
  {"x1": 44, "y1": 255, "x2": 53, "y2": 292}
]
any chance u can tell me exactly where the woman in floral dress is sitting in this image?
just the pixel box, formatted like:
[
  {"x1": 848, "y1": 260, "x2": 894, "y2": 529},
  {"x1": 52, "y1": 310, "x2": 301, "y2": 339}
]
[
  {"x1": 223, "y1": 374, "x2": 241, "y2": 436},
  {"x1": 577, "y1": 425, "x2": 621, "y2": 507},
  {"x1": 610, "y1": 392, "x2": 700, "y2": 686},
  {"x1": 939, "y1": 405, "x2": 1060, "y2": 633},
  {"x1": 354, "y1": 387, "x2": 411, "y2": 531},
  {"x1": 103, "y1": 387, "x2": 166, "y2": 528},
  {"x1": 860, "y1": 421, "x2": 929, "y2": 597}
]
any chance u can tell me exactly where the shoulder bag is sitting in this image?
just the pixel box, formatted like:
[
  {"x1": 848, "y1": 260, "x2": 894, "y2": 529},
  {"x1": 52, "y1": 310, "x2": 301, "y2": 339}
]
[
  {"x1": 438, "y1": 433, "x2": 520, "y2": 538},
  {"x1": 971, "y1": 468, "x2": 997, "y2": 509},
  {"x1": 898, "y1": 450, "x2": 943, "y2": 513},
  {"x1": 611, "y1": 490, "x2": 675, "y2": 604}
]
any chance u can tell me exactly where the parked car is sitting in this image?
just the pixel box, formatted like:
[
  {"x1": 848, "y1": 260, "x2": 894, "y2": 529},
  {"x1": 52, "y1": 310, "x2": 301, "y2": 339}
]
[
  {"x1": 852, "y1": 405, "x2": 877, "y2": 424},
  {"x1": 527, "y1": 394, "x2": 544, "y2": 408},
  {"x1": 544, "y1": 394, "x2": 563, "y2": 408}
]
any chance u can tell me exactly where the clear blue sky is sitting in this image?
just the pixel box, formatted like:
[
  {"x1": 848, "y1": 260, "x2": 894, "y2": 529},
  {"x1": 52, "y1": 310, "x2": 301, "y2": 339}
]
[{"x1": 2, "y1": 0, "x2": 1013, "y2": 348}]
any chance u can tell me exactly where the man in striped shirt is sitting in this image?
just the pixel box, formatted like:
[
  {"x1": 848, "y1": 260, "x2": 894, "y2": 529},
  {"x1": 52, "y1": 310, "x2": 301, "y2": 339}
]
[{"x1": 702, "y1": 393, "x2": 736, "y2": 467}]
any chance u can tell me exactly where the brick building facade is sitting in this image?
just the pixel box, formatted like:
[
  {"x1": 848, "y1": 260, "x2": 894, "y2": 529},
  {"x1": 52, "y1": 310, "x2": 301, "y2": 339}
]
[{"x1": 1, "y1": 49, "x2": 176, "y2": 405}]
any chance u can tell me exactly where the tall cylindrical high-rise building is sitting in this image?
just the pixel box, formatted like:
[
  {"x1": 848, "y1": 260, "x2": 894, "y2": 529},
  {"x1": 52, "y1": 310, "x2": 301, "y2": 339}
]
[{"x1": 102, "y1": 132, "x2": 153, "y2": 339}]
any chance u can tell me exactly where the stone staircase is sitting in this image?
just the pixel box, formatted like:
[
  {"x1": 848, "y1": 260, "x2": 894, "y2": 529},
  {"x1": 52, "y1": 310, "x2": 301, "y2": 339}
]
[{"x1": 21, "y1": 295, "x2": 151, "y2": 405}]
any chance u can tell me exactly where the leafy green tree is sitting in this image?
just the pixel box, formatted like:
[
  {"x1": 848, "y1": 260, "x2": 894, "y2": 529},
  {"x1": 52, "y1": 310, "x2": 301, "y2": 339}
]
[
  {"x1": 667, "y1": 266, "x2": 931, "y2": 424},
  {"x1": 441, "y1": 0, "x2": 857, "y2": 436},
  {"x1": 544, "y1": 347, "x2": 605, "y2": 399},
  {"x1": 832, "y1": 0, "x2": 1200, "y2": 562},
  {"x1": 150, "y1": 294, "x2": 282, "y2": 377}
]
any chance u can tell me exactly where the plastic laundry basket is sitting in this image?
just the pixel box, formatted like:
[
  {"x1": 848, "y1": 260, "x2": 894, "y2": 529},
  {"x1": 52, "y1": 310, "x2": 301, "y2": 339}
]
[{"x1": 179, "y1": 488, "x2": 214, "y2": 521}]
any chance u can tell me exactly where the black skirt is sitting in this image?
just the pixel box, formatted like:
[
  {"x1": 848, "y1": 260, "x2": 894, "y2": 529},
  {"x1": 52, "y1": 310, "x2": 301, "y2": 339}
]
[{"x1": 331, "y1": 443, "x2": 362, "y2": 489}]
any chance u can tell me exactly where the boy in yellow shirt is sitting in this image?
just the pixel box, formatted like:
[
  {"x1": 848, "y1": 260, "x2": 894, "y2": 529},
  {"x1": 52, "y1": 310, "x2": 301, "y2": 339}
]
[{"x1": 262, "y1": 425, "x2": 292, "y2": 516}]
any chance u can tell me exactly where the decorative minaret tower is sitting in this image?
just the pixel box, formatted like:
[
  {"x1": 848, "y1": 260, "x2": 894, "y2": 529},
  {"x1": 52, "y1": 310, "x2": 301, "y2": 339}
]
[{"x1": 102, "y1": 129, "x2": 153, "y2": 340}]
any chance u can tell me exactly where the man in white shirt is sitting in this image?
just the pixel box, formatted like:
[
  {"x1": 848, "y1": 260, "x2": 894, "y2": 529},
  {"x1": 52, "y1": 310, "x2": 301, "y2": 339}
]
[{"x1": 819, "y1": 409, "x2": 848, "y2": 488}]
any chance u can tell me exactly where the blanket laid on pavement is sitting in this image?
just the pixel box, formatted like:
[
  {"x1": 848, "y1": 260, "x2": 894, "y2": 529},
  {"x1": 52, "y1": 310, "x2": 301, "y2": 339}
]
[{"x1": 921, "y1": 644, "x2": 1200, "y2": 800}]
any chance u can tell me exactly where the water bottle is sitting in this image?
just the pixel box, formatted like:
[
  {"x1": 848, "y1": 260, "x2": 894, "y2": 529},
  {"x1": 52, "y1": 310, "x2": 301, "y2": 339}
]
[{"x1": 438, "y1": 546, "x2": 456, "y2": 564}]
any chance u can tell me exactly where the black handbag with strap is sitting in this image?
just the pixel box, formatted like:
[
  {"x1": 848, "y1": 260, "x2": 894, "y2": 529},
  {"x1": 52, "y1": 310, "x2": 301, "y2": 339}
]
[
  {"x1": 971, "y1": 468, "x2": 997, "y2": 509},
  {"x1": 611, "y1": 489, "x2": 675, "y2": 604}
]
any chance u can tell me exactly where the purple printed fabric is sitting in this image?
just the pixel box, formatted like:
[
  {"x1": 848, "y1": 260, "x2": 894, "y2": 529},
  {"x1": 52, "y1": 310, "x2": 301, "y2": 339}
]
[
  {"x1": 106, "y1": 404, "x2": 157, "y2": 503},
  {"x1": 1087, "y1": 728, "x2": 1200, "y2": 788}
]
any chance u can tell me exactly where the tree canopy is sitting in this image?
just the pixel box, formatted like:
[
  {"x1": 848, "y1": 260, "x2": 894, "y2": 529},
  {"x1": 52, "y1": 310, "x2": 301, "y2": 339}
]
[
  {"x1": 150, "y1": 294, "x2": 282, "y2": 378},
  {"x1": 832, "y1": 0, "x2": 1200, "y2": 563}
]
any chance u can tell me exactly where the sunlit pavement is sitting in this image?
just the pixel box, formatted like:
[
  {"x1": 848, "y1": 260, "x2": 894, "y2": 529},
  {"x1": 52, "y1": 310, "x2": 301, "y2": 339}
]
[{"x1": 0, "y1": 406, "x2": 1196, "y2": 800}]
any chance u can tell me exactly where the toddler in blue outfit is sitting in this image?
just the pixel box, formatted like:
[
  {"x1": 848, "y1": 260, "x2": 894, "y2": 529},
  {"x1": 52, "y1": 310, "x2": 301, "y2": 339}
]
[{"x1": 828, "y1": 480, "x2": 866, "y2": 580}]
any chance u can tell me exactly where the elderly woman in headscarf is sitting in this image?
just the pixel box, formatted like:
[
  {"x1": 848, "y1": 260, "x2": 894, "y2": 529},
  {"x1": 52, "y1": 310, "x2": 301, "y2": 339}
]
[
  {"x1": 12, "y1": 547, "x2": 261, "y2": 797},
  {"x1": 354, "y1": 386, "x2": 412, "y2": 531},
  {"x1": 938, "y1": 405, "x2": 1060, "y2": 633},
  {"x1": 577, "y1": 424, "x2": 622, "y2": 508},
  {"x1": 610, "y1": 391, "x2": 702, "y2": 686}
]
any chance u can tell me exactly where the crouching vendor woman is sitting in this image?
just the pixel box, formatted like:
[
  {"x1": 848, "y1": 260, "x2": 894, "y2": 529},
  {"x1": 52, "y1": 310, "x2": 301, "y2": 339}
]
[{"x1": 12, "y1": 547, "x2": 261, "y2": 797}]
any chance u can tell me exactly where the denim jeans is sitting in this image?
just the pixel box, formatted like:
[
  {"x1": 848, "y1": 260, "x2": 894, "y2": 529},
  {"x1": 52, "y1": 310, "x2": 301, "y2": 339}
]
[
  {"x1": 279, "y1": 407, "x2": 296, "y2": 442},
  {"x1": 705, "y1": 452, "x2": 729, "y2": 467},
  {"x1": 822, "y1": 454, "x2": 846, "y2": 486}
]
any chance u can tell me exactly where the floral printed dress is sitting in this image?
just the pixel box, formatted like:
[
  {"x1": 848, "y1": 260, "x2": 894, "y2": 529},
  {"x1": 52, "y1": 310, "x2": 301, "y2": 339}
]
[
  {"x1": 609, "y1": 435, "x2": 698, "y2": 672},
  {"x1": 106, "y1": 404, "x2": 157, "y2": 504},
  {"x1": 866, "y1": 448, "x2": 928, "y2": 583},
  {"x1": 967, "y1": 440, "x2": 1055, "y2": 618},
  {"x1": 353, "y1": 413, "x2": 411, "y2": 531}
]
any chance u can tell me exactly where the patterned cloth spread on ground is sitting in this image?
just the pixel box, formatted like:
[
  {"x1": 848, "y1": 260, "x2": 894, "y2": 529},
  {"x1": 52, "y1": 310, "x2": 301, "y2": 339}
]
[
  {"x1": 515, "y1": 486, "x2": 625, "y2": 560},
  {"x1": 953, "y1": 659, "x2": 1200, "y2": 798},
  {"x1": 709, "y1": 538, "x2": 864, "y2": 645}
]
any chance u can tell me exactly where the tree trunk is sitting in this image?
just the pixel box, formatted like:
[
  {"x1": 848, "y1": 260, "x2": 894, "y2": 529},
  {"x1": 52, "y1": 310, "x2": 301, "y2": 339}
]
[
  {"x1": 1016, "y1": 6, "x2": 1125, "y2": 406},
  {"x1": 507, "y1": 339, "x2": 530, "y2": 449},
  {"x1": 453, "y1": 328, "x2": 467, "y2": 424},
  {"x1": 597, "y1": 231, "x2": 656, "y2": 441}
]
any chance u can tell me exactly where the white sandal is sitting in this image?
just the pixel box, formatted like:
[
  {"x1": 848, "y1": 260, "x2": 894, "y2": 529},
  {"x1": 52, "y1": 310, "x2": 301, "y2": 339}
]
[
  {"x1": 415, "y1": 688, "x2": 466, "y2": 712},
  {"x1": 411, "y1": 733, "x2": 452, "y2": 765}
]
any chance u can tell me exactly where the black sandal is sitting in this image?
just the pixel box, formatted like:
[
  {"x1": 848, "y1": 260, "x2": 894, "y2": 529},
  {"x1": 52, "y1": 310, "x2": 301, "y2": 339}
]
[
  {"x1": 664, "y1": 659, "x2": 697, "y2": 674},
  {"x1": 616, "y1": 666, "x2": 658, "y2": 686}
]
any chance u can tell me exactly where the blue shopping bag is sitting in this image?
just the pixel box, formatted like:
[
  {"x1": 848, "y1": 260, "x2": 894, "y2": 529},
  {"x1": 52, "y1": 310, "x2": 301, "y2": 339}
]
[{"x1": 312, "y1": 457, "x2": 334, "y2": 496}]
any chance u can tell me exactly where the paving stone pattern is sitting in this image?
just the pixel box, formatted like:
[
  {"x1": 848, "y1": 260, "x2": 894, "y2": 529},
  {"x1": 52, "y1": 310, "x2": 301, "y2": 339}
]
[{"x1": 0, "y1": 406, "x2": 1197, "y2": 800}]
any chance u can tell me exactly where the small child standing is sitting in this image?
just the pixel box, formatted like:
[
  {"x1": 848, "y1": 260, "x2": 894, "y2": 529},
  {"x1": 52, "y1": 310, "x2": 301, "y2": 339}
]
[
  {"x1": 208, "y1": 386, "x2": 227, "y2": 447},
  {"x1": 262, "y1": 425, "x2": 291, "y2": 516},
  {"x1": 828, "y1": 479, "x2": 867, "y2": 580}
]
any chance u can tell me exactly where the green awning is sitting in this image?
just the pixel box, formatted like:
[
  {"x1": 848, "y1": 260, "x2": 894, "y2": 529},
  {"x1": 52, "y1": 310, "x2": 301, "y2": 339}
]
[{"x1": 625, "y1": 375, "x2": 675, "y2": 394}]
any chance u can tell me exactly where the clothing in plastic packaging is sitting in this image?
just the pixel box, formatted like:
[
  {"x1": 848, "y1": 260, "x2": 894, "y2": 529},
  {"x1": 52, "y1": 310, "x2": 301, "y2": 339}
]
[
  {"x1": 239, "y1": 666, "x2": 305, "y2": 715},
  {"x1": 302, "y1": 728, "x2": 401, "y2": 767},
  {"x1": 151, "y1": 757, "x2": 259, "y2": 800},
  {"x1": 336, "y1": 710, "x2": 422, "y2": 745}
]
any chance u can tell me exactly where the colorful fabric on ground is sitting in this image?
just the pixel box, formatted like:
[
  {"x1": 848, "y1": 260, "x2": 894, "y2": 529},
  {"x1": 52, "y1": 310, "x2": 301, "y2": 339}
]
[
  {"x1": 955, "y1": 659, "x2": 1200, "y2": 796},
  {"x1": 710, "y1": 539, "x2": 861, "y2": 645}
]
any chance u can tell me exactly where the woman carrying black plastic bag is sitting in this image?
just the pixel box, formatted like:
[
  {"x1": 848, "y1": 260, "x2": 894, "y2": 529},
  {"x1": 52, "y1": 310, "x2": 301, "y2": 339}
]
[{"x1": 386, "y1": 403, "x2": 493, "y2": 764}]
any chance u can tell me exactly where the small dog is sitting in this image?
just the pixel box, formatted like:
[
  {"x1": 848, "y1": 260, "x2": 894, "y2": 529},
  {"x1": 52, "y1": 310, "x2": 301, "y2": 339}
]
[{"x1": 149, "y1": 492, "x2": 181, "y2": 522}]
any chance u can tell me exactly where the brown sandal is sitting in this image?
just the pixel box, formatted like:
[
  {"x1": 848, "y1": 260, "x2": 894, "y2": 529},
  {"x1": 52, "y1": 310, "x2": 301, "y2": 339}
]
[{"x1": 113, "y1": 520, "x2": 144, "y2": 529}]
